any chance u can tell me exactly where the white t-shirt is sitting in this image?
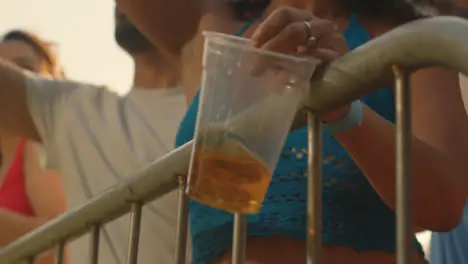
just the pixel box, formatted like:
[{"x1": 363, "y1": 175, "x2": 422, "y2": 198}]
[{"x1": 25, "y1": 76, "x2": 189, "y2": 264}]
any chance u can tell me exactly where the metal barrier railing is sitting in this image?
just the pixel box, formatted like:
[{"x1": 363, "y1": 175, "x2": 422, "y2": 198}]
[{"x1": 1, "y1": 16, "x2": 468, "y2": 264}]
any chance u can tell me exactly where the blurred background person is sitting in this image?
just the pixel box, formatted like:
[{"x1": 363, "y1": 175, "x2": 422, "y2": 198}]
[
  {"x1": 0, "y1": 29, "x2": 67, "y2": 264},
  {"x1": 0, "y1": 8, "x2": 188, "y2": 264},
  {"x1": 63, "y1": 8, "x2": 189, "y2": 264},
  {"x1": 0, "y1": 3, "x2": 187, "y2": 263}
]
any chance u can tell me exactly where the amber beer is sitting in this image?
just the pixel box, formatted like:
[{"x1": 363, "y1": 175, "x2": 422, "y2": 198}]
[{"x1": 187, "y1": 128, "x2": 272, "y2": 214}]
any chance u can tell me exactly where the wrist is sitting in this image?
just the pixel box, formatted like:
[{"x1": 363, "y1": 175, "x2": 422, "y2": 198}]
[
  {"x1": 322, "y1": 105, "x2": 351, "y2": 123},
  {"x1": 322, "y1": 101, "x2": 363, "y2": 134}
]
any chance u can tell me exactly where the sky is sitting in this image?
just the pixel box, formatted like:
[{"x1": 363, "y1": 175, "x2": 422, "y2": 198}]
[
  {"x1": 0, "y1": 0, "x2": 133, "y2": 92},
  {"x1": 1, "y1": 0, "x2": 433, "y2": 252}
]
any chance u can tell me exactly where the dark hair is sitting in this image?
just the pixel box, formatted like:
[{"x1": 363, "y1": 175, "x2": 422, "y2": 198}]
[
  {"x1": 227, "y1": 0, "x2": 453, "y2": 23},
  {"x1": 337, "y1": 0, "x2": 418, "y2": 22},
  {"x1": 2, "y1": 30, "x2": 58, "y2": 73},
  {"x1": 452, "y1": 4, "x2": 468, "y2": 17},
  {"x1": 336, "y1": 0, "x2": 458, "y2": 23},
  {"x1": 227, "y1": 0, "x2": 271, "y2": 20}
]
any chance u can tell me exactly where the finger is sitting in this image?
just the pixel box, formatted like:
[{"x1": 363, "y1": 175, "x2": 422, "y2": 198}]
[
  {"x1": 251, "y1": 7, "x2": 313, "y2": 47},
  {"x1": 313, "y1": 32, "x2": 348, "y2": 56},
  {"x1": 259, "y1": 19, "x2": 335, "y2": 54}
]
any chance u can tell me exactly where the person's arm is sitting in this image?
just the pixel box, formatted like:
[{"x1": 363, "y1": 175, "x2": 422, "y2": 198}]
[
  {"x1": 0, "y1": 60, "x2": 41, "y2": 141},
  {"x1": 0, "y1": 142, "x2": 67, "y2": 264},
  {"x1": 0, "y1": 209, "x2": 64, "y2": 264},
  {"x1": 24, "y1": 141, "x2": 67, "y2": 264},
  {"x1": 0, "y1": 210, "x2": 47, "y2": 247},
  {"x1": 335, "y1": 68, "x2": 468, "y2": 232},
  {"x1": 250, "y1": 6, "x2": 468, "y2": 232},
  {"x1": 24, "y1": 141, "x2": 67, "y2": 222}
]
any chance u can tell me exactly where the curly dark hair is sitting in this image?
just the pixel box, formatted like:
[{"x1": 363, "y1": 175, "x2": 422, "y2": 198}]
[{"x1": 2, "y1": 30, "x2": 58, "y2": 74}]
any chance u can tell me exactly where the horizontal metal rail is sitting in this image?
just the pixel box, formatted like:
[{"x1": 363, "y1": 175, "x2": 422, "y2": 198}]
[
  {"x1": 1, "y1": 15, "x2": 468, "y2": 263},
  {"x1": 305, "y1": 16, "x2": 468, "y2": 111},
  {"x1": 0, "y1": 143, "x2": 192, "y2": 263}
]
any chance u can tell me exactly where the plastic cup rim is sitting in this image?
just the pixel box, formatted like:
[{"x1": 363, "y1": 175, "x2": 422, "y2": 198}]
[{"x1": 203, "y1": 31, "x2": 319, "y2": 65}]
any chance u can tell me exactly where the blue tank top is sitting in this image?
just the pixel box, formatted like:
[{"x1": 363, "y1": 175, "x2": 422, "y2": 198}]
[{"x1": 176, "y1": 14, "x2": 422, "y2": 264}]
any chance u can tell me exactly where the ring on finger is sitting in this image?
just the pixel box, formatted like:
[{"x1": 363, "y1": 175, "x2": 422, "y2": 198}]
[{"x1": 303, "y1": 21, "x2": 317, "y2": 47}]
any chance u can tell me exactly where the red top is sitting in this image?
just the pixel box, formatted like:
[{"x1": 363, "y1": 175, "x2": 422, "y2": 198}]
[{"x1": 0, "y1": 140, "x2": 34, "y2": 216}]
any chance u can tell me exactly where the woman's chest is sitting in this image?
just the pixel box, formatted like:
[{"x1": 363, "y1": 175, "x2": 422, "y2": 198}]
[{"x1": 265, "y1": 128, "x2": 377, "y2": 209}]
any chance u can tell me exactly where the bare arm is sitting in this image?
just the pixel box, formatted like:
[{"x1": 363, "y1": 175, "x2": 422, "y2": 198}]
[
  {"x1": 0, "y1": 209, "x2": 46, "y2": 247},
  {"x1": 0, "y1": 142, "x2": 68, "y2": 263},
  {"x1": 0, "y1": 60, "x2": 40, "y2": 141},
  {"x1": 25, "y1": 141, "x2": 67, "y2": 264},
  {"x1": 335, "y1": 68, "x2": 468, "y2": 232},
  {"x1": 24, "y1": 141, "x2": 67, "y2": 220}
]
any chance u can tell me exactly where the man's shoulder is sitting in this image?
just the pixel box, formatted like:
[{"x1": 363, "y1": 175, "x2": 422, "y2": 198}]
[
  {"x1": 27, "y1": 75, "x2": 186, "y2": 105},
  {"x1": 26, "y1": 74, "x2": 113, "y2": 105}
]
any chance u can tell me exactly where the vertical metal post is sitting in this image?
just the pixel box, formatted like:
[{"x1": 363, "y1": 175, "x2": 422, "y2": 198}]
[
  {"x1": 126, "y1": 203, "x2": 143, "y2": 264},
  {"x1": 393, "y1": 65, "x2": 413, "y2": 264},
  {"x1": 89, "y1": 225, "x2": 100, "y2": 264},
  {"x1": 175, "y1": 175, "x2": 190, "y2": 264},
  {"x1": 307, "y1": 111, "x2": 323, "y2": 264},
  {"x1": 231, "y1": 213, "x2": 247, "y2": 264},
  {"x1": 55, "y1": 242, "x2": 66, "y2": 264}
]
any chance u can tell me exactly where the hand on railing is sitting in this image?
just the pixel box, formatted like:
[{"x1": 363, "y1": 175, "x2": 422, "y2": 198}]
[
  {"x1": 251, "y1": 7, "x2": 351, "y2": 123},
  {"x1": 306, "y1": 16, "x2": 468, "y2": 111}
]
